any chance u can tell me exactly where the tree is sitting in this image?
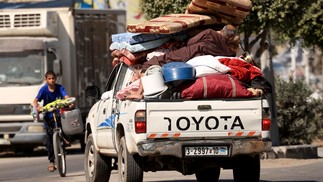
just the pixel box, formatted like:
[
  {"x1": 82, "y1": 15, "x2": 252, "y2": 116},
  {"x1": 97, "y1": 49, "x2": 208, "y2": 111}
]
[
  {"x1": 275, "y1": 77, "x2": 321, "y2": 145},
  {"x1": 140, "y1": 0, "x2": 189, "y2": 20},
  {"x1": 139, "y1": 0, "x2": 323, "y2": 62},
  {"x1": 239, "y1": 0, "x2": 323, "y2": 62}
]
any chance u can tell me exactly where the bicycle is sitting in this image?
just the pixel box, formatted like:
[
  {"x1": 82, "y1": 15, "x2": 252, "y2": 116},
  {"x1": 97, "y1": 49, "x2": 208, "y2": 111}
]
[{"x1": 32, "y1": 97, "x2": 76, "y2": 177}]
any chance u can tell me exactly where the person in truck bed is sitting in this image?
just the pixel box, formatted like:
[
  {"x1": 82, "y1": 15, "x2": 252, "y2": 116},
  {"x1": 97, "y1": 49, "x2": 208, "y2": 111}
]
[{"x1": 141, "y1": 24, "x2": 238, "y2": 72}]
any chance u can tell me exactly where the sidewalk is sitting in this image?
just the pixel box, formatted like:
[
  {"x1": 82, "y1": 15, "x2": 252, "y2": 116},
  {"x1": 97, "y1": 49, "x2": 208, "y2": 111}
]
[{"x1": 264, "y1": 142, "x2": 323, "y2": 159}]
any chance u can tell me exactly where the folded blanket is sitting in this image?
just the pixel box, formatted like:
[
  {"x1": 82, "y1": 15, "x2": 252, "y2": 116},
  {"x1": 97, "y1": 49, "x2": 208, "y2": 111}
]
[
  {"x1": 111, "y1": 50, "x2": 150, "y2": 66},
  {"x1": 110, "y1": 34, "x2": 187, "y2": 53},
  {"x1": 116, "y1": 79, "x2": 140, "y2": 100}
]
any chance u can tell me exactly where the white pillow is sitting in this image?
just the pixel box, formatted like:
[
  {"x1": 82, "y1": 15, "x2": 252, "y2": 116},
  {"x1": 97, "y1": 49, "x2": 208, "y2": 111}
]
[{"x1": 186, "y1": 55, "x2": 231, "y2": 77}]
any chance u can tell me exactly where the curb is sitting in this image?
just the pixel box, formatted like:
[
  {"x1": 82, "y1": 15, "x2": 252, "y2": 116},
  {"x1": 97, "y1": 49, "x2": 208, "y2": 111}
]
[{"x1": 263, "y1": 145, "x2": 319, "y2": 159}]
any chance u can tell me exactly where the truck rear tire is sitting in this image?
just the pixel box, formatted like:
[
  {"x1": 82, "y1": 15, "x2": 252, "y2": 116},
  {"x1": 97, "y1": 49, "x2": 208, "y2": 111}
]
[
  {"x1": 118, "y1": 136, "x2": 143, "y2": 182},
  {"x1": 195, "y1": 166, "x2": 220, "y2": 182},
  {"x1": 233, "y1": 154, "x2": 260, "y2": 182},
  {"x1": 84, "y1": 134, "x2": 112, "y2": 182}
]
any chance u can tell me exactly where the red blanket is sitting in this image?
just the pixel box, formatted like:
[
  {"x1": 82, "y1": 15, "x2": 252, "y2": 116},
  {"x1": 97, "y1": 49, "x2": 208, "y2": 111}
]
[{"x1": 217, "y1": 57, "x2": 262, "y2": 82}]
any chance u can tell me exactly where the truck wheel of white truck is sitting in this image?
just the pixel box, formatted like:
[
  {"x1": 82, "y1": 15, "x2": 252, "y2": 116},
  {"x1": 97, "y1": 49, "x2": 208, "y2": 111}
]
[
  {"x1": 233, "y1": 154, "x2": 260, "y2": 182},
  {"x1": 195, "y1": 166, "x2": 220, "y2": 182},
  {"x1": 118, "y1": 136, "x2": 143, "y2": 182},
  {"x1": 84, "y1": 134, "x2": 112, "y2": 182}
]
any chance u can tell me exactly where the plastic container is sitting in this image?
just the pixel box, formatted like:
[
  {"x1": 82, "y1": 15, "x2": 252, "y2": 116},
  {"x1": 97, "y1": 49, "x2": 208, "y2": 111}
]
[
  {"x1": 162, "y1": 62, "x2": 196, "y2": 83},
  {"x1": 61, "y1": 108, "x2": 83, "y2": 136}
]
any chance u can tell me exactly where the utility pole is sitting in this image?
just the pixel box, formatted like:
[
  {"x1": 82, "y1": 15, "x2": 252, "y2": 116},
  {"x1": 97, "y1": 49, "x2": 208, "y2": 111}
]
[
  {"x1": 261, "y1": 29, "x2": 280, "y2": 146},
  {"x1": 303, "y1": 48, "x2": 310, "y2": 84},
  {"x1": 291, "y1": 46, "x2": 297, "y2": 82}
]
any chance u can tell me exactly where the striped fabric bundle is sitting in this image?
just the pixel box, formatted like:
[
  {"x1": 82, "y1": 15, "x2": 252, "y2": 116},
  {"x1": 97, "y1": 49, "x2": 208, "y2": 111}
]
[{"x1": 185, "y1": 0, "x2": 252, "y2": 25}]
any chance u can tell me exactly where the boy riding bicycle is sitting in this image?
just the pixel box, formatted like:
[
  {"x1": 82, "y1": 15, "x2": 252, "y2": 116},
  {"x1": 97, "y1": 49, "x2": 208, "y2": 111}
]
[{"x1": 32, "y1": 71, "x2": 74, "y2": 172}]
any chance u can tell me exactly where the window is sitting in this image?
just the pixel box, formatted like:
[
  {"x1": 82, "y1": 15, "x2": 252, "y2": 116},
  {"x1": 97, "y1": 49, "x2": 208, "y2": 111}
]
[{"x1": 104, "y1": 63, "x2": 128, "y2": 95}]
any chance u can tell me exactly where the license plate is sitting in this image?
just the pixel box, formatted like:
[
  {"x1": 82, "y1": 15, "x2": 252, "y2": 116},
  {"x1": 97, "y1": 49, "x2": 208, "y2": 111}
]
[
  {"x1": 0, "y1": 139, "x2": 11, "y2": 145},
  {"x1": 184, "y1": 146, "x2": 228, "y2": 156}
]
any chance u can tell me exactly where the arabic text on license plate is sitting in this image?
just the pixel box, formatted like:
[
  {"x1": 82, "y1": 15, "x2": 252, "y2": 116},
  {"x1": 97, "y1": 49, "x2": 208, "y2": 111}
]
[{"x1": 185, "y1": 146, "x2": 228, "y2": 156}]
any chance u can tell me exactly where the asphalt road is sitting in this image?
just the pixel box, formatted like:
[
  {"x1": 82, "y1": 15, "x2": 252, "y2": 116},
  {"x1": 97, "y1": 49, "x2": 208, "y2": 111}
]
[{"x1": 0, "y1": 146, "x2": 322, "y2": 182}]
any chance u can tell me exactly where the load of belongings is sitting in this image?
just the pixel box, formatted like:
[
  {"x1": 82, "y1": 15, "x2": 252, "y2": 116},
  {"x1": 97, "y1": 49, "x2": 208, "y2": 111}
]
[{"x1": 111, "y1": 0, "x2": 272, "y2": 100}]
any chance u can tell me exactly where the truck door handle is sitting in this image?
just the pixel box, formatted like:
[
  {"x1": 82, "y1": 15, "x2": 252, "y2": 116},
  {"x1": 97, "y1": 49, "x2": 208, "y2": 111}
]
[
  {"x1": 103, "y1": 108, "x2": 106, "y2": 114},
  {"x1": 198, "y1": 105, "x2": 212, "y2": 110}
]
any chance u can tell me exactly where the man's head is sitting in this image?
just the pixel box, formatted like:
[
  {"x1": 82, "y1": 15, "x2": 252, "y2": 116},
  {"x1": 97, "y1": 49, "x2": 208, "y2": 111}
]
[
  {"x1": 44, "y1": 71, "x2": 56, "y2": 86},
  {"x1": 220, "y1": 24, "x2": 237, "y2": 41}
]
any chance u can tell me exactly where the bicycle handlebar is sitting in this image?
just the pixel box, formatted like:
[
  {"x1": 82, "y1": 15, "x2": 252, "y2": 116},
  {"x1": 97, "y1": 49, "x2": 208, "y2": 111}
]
[
  {"x1": 39, "y1": 97, "x2": 76, "y2": 113},
  {"x1": 30, "y1": 97, "x2": 76, "y2": 122}
]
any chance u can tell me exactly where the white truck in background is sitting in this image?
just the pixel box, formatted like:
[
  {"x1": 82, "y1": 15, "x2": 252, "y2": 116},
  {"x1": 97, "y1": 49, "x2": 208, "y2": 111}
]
[
  {"x1": 84, "y1": 63, "x2": 272, "y2": 182},
  {"x1": 0, "y1": 6, "x2": 126, "y2": 153}
]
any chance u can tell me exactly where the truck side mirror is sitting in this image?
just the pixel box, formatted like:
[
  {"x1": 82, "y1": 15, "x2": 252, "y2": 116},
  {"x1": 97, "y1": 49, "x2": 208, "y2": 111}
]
[
  {"x1": 85, "y1": 86, "x2": 101, "y2": 99},
  {"x1": 53, "y1": 59, "x2": 62, "y2": 76},
  {"x1": 101, "y1": 91, "x2": 112, "y2": 100}
]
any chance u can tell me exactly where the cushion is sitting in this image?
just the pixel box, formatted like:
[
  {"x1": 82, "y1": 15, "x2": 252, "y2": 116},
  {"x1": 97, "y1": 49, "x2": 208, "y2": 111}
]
[
  {"x1": 186, "y1": 55, "x2": 231, "y2": 77},
  {"x1": 186, "y1": 0, "x2": 253, "y2": 25},
  {"x1": 127, "y1": 14, "x2": 229, "y2": 34}
]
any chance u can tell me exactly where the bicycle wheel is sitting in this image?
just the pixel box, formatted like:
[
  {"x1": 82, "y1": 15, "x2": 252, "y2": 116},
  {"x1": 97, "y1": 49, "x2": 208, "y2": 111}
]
[{"x1": 53, "y1": 131, "x2": 66, "y2": 177}]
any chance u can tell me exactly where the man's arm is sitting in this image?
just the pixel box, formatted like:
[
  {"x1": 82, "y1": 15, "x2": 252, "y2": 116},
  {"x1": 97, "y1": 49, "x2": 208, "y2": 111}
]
[
  {"x1": 64, "y1": 95, "x2": 75, "y2": 109},
  {"x1": 32, "y1": 98, "x2": 40, "y2": 121}
]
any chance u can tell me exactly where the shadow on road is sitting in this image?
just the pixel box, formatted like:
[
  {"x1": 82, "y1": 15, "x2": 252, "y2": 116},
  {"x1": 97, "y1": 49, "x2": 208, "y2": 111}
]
[
  {"x1": 259, "y1": 181, "x2": 319, "y2": 182},
  {"x1": 0, "y1": 145, "x2": 83, "y2": 158},
  {"x1": 145, "y1": 179, "x2": 319, "y2": 182},
  {"x1": 148, "y1": 180, "x2": 319, "y2": 182}
]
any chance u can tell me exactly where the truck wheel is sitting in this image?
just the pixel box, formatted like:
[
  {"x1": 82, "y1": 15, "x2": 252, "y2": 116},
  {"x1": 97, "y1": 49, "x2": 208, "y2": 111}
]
[
  {"x1": 84, "y1": 134, "x2": 112, "y2": 182},
  {"x1": 195, "y1": 166, "x2": 220, "y2": 182},
  {"x1": 233, "y1": 154, "x2": 260, "y2": 182},
  {"x1": 118, "y1": 136, "x2": 143, "y2": 182}
]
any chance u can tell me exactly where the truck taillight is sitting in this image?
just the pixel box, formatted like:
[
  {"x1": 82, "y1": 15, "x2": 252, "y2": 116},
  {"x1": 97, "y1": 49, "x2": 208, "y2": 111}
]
[
  {"x1": 262, "y1": 106, "x2": 271, "y2": 131},
  {"x1": 135, "y1": 110, "x2": 146, "y2": 133},
  {"x1": 262, "y1": 117, "x2": 271, "y2": 131},
  {"x1": 262, "y1": 100, "x2": 271, "y2": 131}
]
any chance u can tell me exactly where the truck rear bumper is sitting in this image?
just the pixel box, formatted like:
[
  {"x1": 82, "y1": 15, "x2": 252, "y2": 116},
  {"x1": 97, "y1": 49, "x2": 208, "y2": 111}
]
[
  {"x1": 0, "y1": 122, "x2": 46, "y2": 146},
  {"x1": 137, "y1": 139, "x2": 272, "y2": 158}
]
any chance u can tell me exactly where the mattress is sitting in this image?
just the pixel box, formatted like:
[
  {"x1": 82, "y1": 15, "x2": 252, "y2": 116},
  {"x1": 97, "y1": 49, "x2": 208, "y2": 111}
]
[
  {"x1": 127, "y1": 13, "x2": 228, "y2": 34},
  {"x1": 185, "y1": 0, "x2": 253, "y2": 25},
  {"x1": 111, "y1": 31, "x2": 187, "y2": 45}
]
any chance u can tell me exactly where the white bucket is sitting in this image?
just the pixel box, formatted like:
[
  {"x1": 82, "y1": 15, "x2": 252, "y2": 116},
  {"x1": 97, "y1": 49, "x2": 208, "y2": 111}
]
[{"x1": 141, "y1": 72, "x2": 167, "y2": 96}]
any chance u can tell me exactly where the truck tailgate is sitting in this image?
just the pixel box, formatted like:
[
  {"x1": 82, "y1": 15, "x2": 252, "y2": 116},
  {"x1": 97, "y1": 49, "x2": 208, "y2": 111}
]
[{"x1": 146, "y1": 99, "x2": 263, "y2": 139}]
